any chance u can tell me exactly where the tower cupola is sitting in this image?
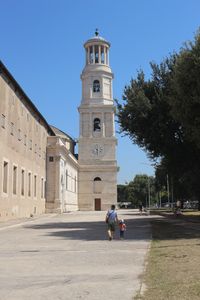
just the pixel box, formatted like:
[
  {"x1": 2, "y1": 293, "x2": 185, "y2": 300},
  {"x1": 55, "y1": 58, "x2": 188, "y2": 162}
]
[{"x1": 84, "y1": 29, "x2": 110, "y2": 66}]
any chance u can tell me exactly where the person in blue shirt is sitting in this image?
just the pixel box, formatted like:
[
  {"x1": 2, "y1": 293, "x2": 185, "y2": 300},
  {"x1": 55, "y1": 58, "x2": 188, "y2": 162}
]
[{"x1": 105, "y1": 204, "x2": 118, "y2": 241}]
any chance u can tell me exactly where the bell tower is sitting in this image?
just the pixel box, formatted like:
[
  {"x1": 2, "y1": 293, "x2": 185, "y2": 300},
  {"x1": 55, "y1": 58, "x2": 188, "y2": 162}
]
[{"x1": 78, "y1": 30, "x2": 117, "y2": 211}]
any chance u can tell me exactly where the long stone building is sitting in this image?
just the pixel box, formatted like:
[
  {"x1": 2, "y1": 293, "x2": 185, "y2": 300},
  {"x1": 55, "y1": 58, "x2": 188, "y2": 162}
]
[{"x1": 0, "y1": 31, "x2": 117, "y2": 221}]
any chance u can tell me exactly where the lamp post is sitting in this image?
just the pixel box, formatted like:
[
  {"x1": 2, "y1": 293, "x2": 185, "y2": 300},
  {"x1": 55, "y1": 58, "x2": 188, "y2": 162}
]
[
  {"x1": 148, "y1": 176, "x2": 151, "y2": 211},
  {"x1": 167, "y1": 174, "x2": 170, "y2": 207},
  {"x1": 140, "y1": 162, "x2": 154, "y2": 213}
]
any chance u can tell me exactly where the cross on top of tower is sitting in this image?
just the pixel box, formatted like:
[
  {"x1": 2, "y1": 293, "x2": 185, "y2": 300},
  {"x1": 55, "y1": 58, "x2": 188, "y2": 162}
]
[{"x1": 95, "y1": 28, "x2": 99, "y2": 36}]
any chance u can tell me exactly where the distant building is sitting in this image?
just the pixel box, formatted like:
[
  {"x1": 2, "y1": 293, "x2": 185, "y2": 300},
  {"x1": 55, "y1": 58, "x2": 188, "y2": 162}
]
[{"x1": 0, "y1": 31, "x2": 117, "y2": 221}]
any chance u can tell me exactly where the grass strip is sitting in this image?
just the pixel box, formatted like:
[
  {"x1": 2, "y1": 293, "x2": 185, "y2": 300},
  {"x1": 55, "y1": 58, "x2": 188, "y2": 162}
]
[{"x1": 135, "y1": 217, "x2": 200, "y2": 300}]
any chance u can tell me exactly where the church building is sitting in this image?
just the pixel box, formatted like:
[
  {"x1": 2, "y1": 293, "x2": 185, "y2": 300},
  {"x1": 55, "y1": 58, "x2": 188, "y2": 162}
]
[{"x1": 0, "y1": 31, "x2": 117, "y2": 221}]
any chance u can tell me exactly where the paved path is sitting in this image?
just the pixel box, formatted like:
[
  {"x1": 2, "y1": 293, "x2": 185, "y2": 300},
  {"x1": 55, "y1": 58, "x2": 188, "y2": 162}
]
[{"x1": 0, "y1": 210, "x2": 153, "y2": 300}]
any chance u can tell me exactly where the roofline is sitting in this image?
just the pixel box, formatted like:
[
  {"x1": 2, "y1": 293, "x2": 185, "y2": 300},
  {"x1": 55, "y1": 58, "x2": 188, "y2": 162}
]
[
  {"x1": 50, "y1": 125, "x2": 76, "y2": 144},
  {"x1": 84, "y1": 39, "x2": 110, "y2": 48},
  {"x1": 0, "y1": 60, "x2": 55, "y2": 136}
]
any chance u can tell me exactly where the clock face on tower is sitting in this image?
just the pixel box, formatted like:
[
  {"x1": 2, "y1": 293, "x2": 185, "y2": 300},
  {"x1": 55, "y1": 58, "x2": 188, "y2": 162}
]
[{"x1": 91, "y1": 144, "x2": 104, "y2": 157}]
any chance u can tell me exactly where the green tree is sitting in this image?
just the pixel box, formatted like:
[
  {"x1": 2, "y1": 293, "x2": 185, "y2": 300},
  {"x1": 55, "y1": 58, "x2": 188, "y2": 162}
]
[
  {"x1": 130, "y1": 174, "x2": 149, "y2": 206},
  {"x1": 117, "y1": 184, "x2": 127, "y2": 202},
  {"x1": 170, "y1": 31, "x2": 200, "y2": 148},
  {"x1": 117, "y1": 175, "x2": 156, "y2": 208},
  {"x1": 117, "y1": 30, "x2": 200, "y2": 209}
]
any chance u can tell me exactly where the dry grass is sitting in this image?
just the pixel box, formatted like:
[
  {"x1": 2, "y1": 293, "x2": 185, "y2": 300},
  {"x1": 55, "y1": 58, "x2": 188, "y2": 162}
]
[
  {"x1": 183, "y1": 211, "x2": 200, "y2": 216},
  {"x1": 135, "y1": 217, "x2": 200, "y2": 300}
]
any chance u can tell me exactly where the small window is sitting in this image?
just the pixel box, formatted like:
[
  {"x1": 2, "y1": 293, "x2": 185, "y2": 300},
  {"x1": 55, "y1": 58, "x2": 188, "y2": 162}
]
[
  {"x1": 93, "y1": 80, "x2": 100, "y2": 93},
  {"x1": 49, "y1": 156, "x2": 54, "y2": 162},
  {"x1": 10, "y1": 122, "x2": 14, "y2": 135},
  {"x1": 13, "y1": 166, "x2": 17, "y2": 194},
  {"x1": 3, "y1": 161, "x2": 8, "y2": 193},
  {"x1": 21, "y1": 169, "x2": 25, "y2": 196},
  {"x1": 94, "y1": 118, "x2": 101, "y2": 132},
  {"x1": 41, "y1": 178, "x2": 44, "y2": 198},
  {"x1": 24, "y1": 134, "x2": 27, "y2": 146},
  {"x1": 28, "y1": 172, "x2": 31, "y2": 197},
  {"x1": 39, "y1": 147, "x2": 41, "y2": 157},
  {"x1": 18, "y1": 129, "x2": 21, "y2": 141},
  {"x1": 1, "y1": 114, "x2": 5, "y2": 128},
  {"x1": 34, "y1": 175, "x2": 37, "y2": 197}
]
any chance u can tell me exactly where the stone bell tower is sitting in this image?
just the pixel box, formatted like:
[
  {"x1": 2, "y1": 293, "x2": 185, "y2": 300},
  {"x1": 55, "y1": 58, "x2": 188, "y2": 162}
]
[{"x1": 78, "y1": 30, "x2": 117, "y2": 211}]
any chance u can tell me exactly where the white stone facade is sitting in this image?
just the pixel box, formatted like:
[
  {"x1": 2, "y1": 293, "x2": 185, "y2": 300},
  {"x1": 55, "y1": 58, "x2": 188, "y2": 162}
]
[
  {"x1": 46, "y1": 133, "x2": 78, "y2": 213},
  {"x1": 0, "y1": 62, "x2": 52, "y2": 221},
  {"x1": 0, "y1": 32, "x2": 117, "y2": 221},
  {"x1": 78, "y1": 32, "x2": 118, "y2": 211},
  {"x1": 0, "y1": 62, "x2": 79, "y2": 221}
]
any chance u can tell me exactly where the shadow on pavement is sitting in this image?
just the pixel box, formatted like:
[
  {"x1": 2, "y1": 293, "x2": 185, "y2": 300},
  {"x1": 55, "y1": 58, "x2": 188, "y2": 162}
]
[
  {"x1": 150, "y1": 217, "x2": 200, "y2": 241},
  {"x1": 24, "y1": 217, "x2": 151, "y2": 241}
]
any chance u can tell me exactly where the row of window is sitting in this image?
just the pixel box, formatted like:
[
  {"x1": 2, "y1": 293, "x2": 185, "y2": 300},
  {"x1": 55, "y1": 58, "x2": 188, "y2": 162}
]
[
  {"x1": 1, "y1": 114, "x2": 46, "y2": 159},
  {"x1": 2, "y1": 160, "x2": 45, "y2": 199},
  {"x1": 7, "y1": 93, "x2": 40, "y2": 127},
  {"x1": 65, "y1": 170, "x2": 77, "y2": 193},
  {"x1": 48, "y1": 157, "x2": 77, "y2": 193}
]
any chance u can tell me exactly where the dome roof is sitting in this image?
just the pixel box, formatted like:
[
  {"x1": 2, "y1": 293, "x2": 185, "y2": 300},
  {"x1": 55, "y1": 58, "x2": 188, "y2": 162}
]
[{"x1": 84, "y1": 29, "x2": 110, "y2": 47}]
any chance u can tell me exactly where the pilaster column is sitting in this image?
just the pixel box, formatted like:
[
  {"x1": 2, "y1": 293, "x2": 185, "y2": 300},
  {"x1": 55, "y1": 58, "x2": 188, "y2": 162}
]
[
  {"x1": 80, "y1": 112, "x2": 83, "y2": 137},
  {"x1": 87, "y1": 47, "x2": 90, "y2": 64},
  {"x1": 102, "y1": 112, "x2": 105, "y2": 137},
  {"x1": 92, "y1": 46, "x2": 95, "y2": 64},
  {"x1": 90, "y1": 112, "x2": 93, "y2": 137},
  {"x1": 98, "y1": 45, "x2": 101, "y2": 64},
  {"x1": 55, "y1": 155, "x2": 61, "y2": 208},
  {"x1": 112, "y1": 113, "x2": 115, "y2": 136}
]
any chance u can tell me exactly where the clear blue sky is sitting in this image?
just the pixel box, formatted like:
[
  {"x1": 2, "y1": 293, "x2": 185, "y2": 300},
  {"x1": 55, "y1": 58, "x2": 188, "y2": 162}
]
[{"x1": 1, "y1": 0, "x2": 200, "y2": 184}]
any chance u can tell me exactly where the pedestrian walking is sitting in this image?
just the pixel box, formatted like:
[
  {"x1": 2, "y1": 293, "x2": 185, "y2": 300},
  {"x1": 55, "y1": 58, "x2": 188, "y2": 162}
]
[
  {"x1": 119, "y1": 219, "x2": 126, "y2": 239},
  {"x1": 105, "y1": 204, "x2": 118, "y2": 241},
  {"x1": 138, "y1": 202, "x2": 143, "y2": 215}
]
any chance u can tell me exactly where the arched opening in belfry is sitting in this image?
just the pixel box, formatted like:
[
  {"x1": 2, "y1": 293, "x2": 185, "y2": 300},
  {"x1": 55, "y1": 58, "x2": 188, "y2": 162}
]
[
  {"x1": 93, "y1": 118, "x2": 101, "y2": 131},
  {"x1": 94, "y1": 177, "x2": 101, "y2": 181},
  {"x1": 93, "y1": 80, "x2": 100, "y2": 93}
]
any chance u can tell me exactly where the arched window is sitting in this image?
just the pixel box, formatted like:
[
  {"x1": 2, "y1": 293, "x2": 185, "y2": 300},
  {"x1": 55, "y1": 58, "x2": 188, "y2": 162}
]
[
  {"x1": 94, "y1": 177, "x2": 101, "y2": 181},
  {"x1": 93, "y1": 80, "x2": 100, "y2": 93},
  {"x1": 93, "y1": 177, "x2": 102, "y2": 194},
  {"x1": 93, "y1": 118, "x2": 101, "y2": 132}
]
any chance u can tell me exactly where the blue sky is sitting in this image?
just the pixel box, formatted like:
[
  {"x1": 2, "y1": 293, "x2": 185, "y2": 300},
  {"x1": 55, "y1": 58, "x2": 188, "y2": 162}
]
[{"x1": 1, "y1": 0, "x2": 200, "y2": 184}]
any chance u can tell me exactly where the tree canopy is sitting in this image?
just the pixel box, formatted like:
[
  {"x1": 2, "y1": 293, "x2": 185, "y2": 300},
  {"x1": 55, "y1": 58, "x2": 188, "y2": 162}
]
[
  {"x1": 117, "y1": 30, "x2": 200, "y2": 208},
  {"x1": 117, "y1": 174, "x2": 156, "y2": 208}
]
